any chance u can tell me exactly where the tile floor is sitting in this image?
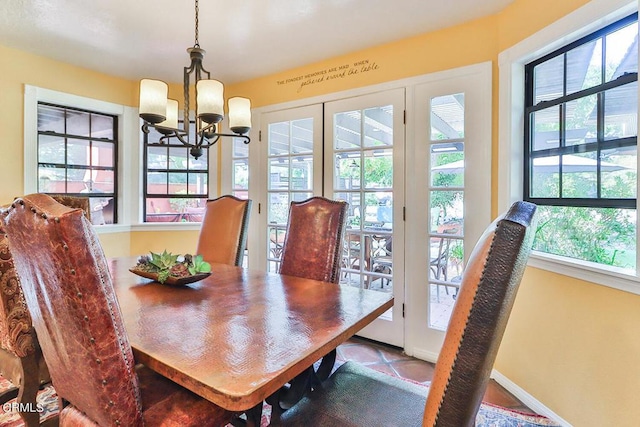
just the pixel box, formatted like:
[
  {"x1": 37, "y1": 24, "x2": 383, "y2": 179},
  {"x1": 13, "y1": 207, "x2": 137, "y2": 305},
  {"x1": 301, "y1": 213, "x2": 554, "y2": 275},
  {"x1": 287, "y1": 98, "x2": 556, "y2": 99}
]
[{"x1": 336, "y1": 335, "x2": 533, "y2": 413}]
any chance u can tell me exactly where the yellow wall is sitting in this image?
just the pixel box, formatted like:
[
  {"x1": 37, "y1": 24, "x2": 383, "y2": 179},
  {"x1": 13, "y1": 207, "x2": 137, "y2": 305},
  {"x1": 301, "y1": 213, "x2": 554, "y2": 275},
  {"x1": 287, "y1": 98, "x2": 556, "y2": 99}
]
[
  {"x1": 2, "y1": 0, "x2": 639, "y2": 424},
  {"x1": 228, "y1": 1, "x2": 639, "y2": 425},
  {"x1": 130, "y1": 230, "x2": 200, "y2": 256}
]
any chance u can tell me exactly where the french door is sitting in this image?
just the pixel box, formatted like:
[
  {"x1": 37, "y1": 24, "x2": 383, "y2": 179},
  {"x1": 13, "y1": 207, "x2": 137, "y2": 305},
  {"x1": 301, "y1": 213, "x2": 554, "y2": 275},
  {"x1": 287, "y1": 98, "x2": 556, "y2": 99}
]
[
  {"x1": 324, "y1": 90, "x2": 405, "y2": 346},
  {"x1": 260, "y1": 89, "x2": 405, "y2": 347},
  {"x1": 404, "y1": 63, "x2": 492, "y2": 361}
]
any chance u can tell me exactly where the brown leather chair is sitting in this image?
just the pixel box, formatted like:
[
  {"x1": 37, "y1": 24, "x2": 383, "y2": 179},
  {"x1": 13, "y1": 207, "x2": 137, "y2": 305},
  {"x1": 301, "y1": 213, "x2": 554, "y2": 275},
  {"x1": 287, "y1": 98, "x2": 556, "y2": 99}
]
[
  {"x1": 270, "y1": 197, "x2": 348, "y2": 416},
  {"x1": 2, "y1": 194, "x2": 235, "y2": 427},
  {"x1": 279, "y1": 197, "x2": 348, "y2": 284},
  {"x1": 278, "y1": 201, "x2": 538, "y2": 427},
  {"x1": 49, "y1": 195, "x2": 91, "y2": 222},
  {"x1": 0, "y1": 224, "x2": 51, "y2": 427},
  {"x1": 196, "y1": 195, "x2": 252, "y2": 267}
]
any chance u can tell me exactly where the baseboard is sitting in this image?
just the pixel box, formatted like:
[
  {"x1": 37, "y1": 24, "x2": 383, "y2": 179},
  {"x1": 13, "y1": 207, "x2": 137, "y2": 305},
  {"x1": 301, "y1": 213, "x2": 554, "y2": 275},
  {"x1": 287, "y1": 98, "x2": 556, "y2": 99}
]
[{"x1": 490, "y1": 369, "x2": 573, "y2": 427}]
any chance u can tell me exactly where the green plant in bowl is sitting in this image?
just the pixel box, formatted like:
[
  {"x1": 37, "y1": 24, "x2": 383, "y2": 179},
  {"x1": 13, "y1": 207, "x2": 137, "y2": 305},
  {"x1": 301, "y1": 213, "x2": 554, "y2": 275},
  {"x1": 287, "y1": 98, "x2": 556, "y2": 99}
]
[{"x1": 133, "y1": 250, "x2": 211, "y2": 284}]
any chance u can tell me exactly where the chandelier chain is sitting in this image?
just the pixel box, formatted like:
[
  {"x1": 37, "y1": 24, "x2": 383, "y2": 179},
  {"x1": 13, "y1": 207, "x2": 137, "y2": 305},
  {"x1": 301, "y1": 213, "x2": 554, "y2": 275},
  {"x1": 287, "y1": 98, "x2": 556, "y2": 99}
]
[{"x1": 194, "y1": 0, "x2": 200, "y2": 48}]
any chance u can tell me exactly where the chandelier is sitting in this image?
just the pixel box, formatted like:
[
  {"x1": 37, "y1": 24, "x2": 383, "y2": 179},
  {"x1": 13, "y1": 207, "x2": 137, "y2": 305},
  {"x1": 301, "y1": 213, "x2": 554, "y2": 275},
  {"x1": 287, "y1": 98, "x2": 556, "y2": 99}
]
[{"x1": 138, "y1": 0, "x2": 251, "y2": 159}]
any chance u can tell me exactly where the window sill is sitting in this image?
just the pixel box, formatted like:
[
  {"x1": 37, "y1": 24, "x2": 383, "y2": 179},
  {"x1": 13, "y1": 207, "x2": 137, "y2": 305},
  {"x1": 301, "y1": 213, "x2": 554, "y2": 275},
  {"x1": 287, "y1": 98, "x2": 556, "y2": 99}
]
[
  {"x1": 528, "y1": 251, "x2": 640, "y2": 296},
  {"x1": 130, "y1": 222, "x2": 202, "y2": 232}
]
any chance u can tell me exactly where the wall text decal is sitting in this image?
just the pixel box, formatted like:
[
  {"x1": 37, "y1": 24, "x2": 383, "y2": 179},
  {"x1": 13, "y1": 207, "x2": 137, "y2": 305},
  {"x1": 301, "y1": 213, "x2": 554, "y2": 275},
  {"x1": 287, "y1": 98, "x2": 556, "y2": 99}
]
[{"x1": 277, "y1": 60, "x2": 380, "y2": 93}]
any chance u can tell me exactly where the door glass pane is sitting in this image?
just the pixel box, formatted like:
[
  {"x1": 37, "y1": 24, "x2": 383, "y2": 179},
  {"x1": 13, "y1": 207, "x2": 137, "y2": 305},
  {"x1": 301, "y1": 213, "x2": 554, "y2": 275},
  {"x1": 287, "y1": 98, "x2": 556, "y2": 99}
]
[
  {"x1": 428, "y1": 94, "x2": 465, "y2": 330},
  {"x1": 336, "y1": 104, "x2": 394, "y2": 300},
  {"x1": 334, "y1": 111, "x2": 362, "y2": 149},
  {"x1": 266, "y1": 113, "x2": 317, "y2": 272}
]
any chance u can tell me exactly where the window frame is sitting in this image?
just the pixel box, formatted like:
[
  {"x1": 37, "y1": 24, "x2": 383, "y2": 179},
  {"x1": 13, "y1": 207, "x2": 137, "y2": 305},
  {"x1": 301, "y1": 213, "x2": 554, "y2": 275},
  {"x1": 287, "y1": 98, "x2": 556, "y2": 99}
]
[
  {"x1": 523, "y1": 13, "x2": 638, "y2": 210},
  {"x1": 142, "y1": 120, "x2": 210, "y2": 223},
  {"x1": 24, "y1": 85, "x2": 139, "y2": 232},
  {"x1": 498, "y1": 0, "x2": 640, "y2": 294},
  {"x1": 37, "y1": 101, "x2": 119, "y2": 225}
]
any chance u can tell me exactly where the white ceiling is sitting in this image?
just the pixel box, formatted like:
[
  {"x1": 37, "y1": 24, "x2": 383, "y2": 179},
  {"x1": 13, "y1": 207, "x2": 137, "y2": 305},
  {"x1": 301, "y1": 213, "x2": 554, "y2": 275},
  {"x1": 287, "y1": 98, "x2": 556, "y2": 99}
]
[{"x1": 0, "y1": 0, "x2": 514, "y2": 84}]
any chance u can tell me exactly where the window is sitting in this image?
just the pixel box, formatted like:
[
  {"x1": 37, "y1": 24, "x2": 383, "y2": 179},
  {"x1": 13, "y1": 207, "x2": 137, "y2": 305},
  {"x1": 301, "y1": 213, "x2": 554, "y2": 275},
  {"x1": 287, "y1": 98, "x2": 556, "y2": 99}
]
[
  {"x1": 524, "y1": 14, "x2": 638, "y2": 272},
  {"x1": 231, "y1": 137, "x2": 249, "y2": 199},
  {"x1": 143, "y1": 122, "x2": 209, "y2": 222},
  {"x1": 37, "y1": 102, "x2": 117, "y2": 225}
]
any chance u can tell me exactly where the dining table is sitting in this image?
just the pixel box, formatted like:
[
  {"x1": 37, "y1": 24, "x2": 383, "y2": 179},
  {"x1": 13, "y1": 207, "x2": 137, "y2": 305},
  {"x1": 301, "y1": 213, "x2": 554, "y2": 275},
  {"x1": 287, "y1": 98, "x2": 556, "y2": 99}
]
[{"x1": 107, "y1": 256, "x2": 394, "y2": 423}]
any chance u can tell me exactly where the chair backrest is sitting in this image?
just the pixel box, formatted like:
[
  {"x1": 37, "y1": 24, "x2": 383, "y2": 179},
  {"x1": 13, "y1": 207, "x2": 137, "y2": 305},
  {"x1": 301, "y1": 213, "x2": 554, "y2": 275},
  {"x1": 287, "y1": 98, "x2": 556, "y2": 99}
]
[
  {"x1": 196, "y1": 195, "x2": 252, "y2": 266},
  {"x1": 279, "y1": 197, "x2": 348, "y2": 283},
  {"x1": 423, "y1": 201, "x2": 537, "y2": 426},
  {"x1": 2, "y1": 194, "x2": 143, "y2": 427},
  {"x1": 50, "y1": 194, "x2": 91, "y2": 222}
]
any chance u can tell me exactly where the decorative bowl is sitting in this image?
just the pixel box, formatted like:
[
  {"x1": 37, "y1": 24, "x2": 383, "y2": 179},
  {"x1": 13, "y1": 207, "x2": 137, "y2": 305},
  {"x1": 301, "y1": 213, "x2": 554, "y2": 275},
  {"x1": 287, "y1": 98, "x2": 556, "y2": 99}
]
[{"x1": 129, "y1": 268, "x2": 211, "y2": 286}]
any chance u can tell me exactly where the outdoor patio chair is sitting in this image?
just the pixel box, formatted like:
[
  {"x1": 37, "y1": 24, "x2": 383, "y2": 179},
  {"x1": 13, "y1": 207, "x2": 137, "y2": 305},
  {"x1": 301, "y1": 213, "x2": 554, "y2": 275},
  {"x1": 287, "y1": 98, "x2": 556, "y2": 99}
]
[{"x1": 278, "y1": 201, "x2": 537, "y2": 426}]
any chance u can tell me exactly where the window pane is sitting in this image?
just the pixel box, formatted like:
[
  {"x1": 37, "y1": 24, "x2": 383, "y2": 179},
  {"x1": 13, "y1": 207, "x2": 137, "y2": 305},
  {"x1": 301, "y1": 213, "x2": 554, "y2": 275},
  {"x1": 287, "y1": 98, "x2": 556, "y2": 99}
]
[
  {"x1": 188, "y1": 154, "x2": 207, "y2": 171},
  {"x1": 291, "y1": 118, "x2": 314, "y2": 153},
  {"x1": 561, "y1": 152, "x2": 597, "y2": 198},
  {"x1": 606, "y1": 22, "x2": 638, "y2": 82},
  {"x1": 269, "y1": 122, "x2": 290, "y2": 155},
  {"x1": 148, "y1": 146, "x2": 168, "y2": 168},
  {"x1": 364, "y1": 105, "x2": 393, "y2": 147},
  {"x1": 430, "y1": 94, "x2": 464, "y2": 140},
  {"x1": 534, "y1": 55, "x2": 564, "y2": 104},
  {"x1": 566, "y1": 39, "x2": 602, "y2": 94},
  {"x1": 233, "y1": 160, "x2": 249, "y2": 190},
  {"x1": 604, "y1": 82, "x2": 638, "y2": 141},
  {"x1": 233, "y1": 137, "x2": 249, "y2": 157},
  {"x1": 335, "y1": 192, "x2": 362, "y2": 230},
  {"x1": 268, "y1": 192, "x2": 289, "y2": 225},
  {"x1": 187, "y1": 172, "x2": 208, "y2": 195},
  {"x1": 93, "y1": 170, "x2": 115, "y2": 193},
  {"x1": 335, "y1": 111, "x2": 362, "y2": 149},
  {"x1": 269, "y1": 158, "x2": 290, "y2": 190},
  {"x1": 290, "y1": 155, "x2": 313, "y2": 191},
  {"x1": 147, "y1": 172, "x2": 167, "y2": 194},
  {"x1": 565, "y1": 95, "x2": 597, "y2": 146},
  {"x1": 531, "y1": 156, "x2": 559, "y2": 197},
  {"x1": 363, "y1": 149, "x2": 392, "y2": 189},
  {"x1": 38, "y1": 104, "x2": 65, "y2": 133},
  {"x1": 532, "y1": 105, "x2": 560, "y2": 151},
  {"x1": 291, "y1": 192, "x2": 312, "y2": 202},
  {"x1": 429, "y1": 190, "x2": 464, "y2": 235},
  {"x1": 533, "y1": 205, "x2": 636, "y2": 272},
  {"x1": 601, "y1": 148, "x2": 637, "y2": 199},
  {"x1": 38, "y1": 166, "x2": 65, "y2": 193},
  {"x1": 431, "y1": 143, "x2": 464, "y2": 187},
  {"x1": 65, "y1": 110, "x2": 90, "y2": 137},
  {"x1": 168, "y1": 173, "x2": 187, "y2": 194},
  {"x1": 38, "y1": 135, "x2": 65, "y2": 164},
  {"x1": 91, "y1": 114, "x2": 114, "y2": 139},
  {"x1": 335, "y1": 155, "x2": 361, "y2": 191},
  {"x1": 92, "y1": 141, "x2": 115, "y2": 167},
  {"x1": 67, "y1": 139, "x2": 90, "y2": 166},
  {"x1": 169, "y1": 147, "x2": 189, "y2": 170}
]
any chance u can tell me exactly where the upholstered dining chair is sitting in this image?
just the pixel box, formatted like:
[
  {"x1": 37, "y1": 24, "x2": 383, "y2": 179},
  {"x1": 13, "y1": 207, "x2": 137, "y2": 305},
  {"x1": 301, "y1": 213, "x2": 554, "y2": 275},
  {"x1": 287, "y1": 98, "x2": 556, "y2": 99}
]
[
  {"x1": 277, "y1": 201, "x2": 538, "y2": 427},
  {"x1": 196, "y1": 195, "x2": 252, "y2": 267},
  {"x1": 2, "y1": 194, "x2": 235, "y2": 427},
  {"x1": 0, "y1": 224, "x2": 52, "y2": 427},
  {"x1": 279, "y1": 197, "x2": 348, "y2": 284},
  {"x1": 269, "y1": 197, "x2": 348, "y2": 415}
]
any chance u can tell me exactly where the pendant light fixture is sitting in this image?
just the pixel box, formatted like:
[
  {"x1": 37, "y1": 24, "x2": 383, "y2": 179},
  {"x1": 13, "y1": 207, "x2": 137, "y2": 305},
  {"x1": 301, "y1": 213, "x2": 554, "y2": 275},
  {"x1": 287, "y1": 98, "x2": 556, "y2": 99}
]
[{"x1": 138, "y1": 0, "x2": 251, "y2": 159}]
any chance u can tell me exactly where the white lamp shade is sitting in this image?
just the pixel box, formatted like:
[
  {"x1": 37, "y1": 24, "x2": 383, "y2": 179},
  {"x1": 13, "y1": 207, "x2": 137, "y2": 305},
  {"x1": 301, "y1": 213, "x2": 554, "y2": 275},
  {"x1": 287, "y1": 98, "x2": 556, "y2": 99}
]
[
  {"x1": 139, "y1": 79, "x2": 168, "y2": 124},
  {"x1": 228, "y1": 97, "x2": 252, "y2": 134},
  {"x1": 197, "y1": 79, "x2": 224, "y2": 124},
  {"x1": 157, "y1": 99, "x2": 179, "y2": 130}
]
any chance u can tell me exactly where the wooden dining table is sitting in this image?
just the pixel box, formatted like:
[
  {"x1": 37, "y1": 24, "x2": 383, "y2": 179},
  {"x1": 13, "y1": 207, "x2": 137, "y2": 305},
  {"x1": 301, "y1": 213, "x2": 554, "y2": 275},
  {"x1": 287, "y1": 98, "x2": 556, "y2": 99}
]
[{"x1": 107, "y1": 256, "x2": 394, "y2": 417}]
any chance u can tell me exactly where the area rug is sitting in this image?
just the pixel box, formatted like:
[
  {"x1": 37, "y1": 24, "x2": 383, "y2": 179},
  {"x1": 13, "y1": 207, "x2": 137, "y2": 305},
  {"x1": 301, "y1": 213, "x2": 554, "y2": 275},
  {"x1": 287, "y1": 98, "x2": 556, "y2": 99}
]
[{"x1": 0, "y1": 376, "x2": 561, "y2": 427}]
